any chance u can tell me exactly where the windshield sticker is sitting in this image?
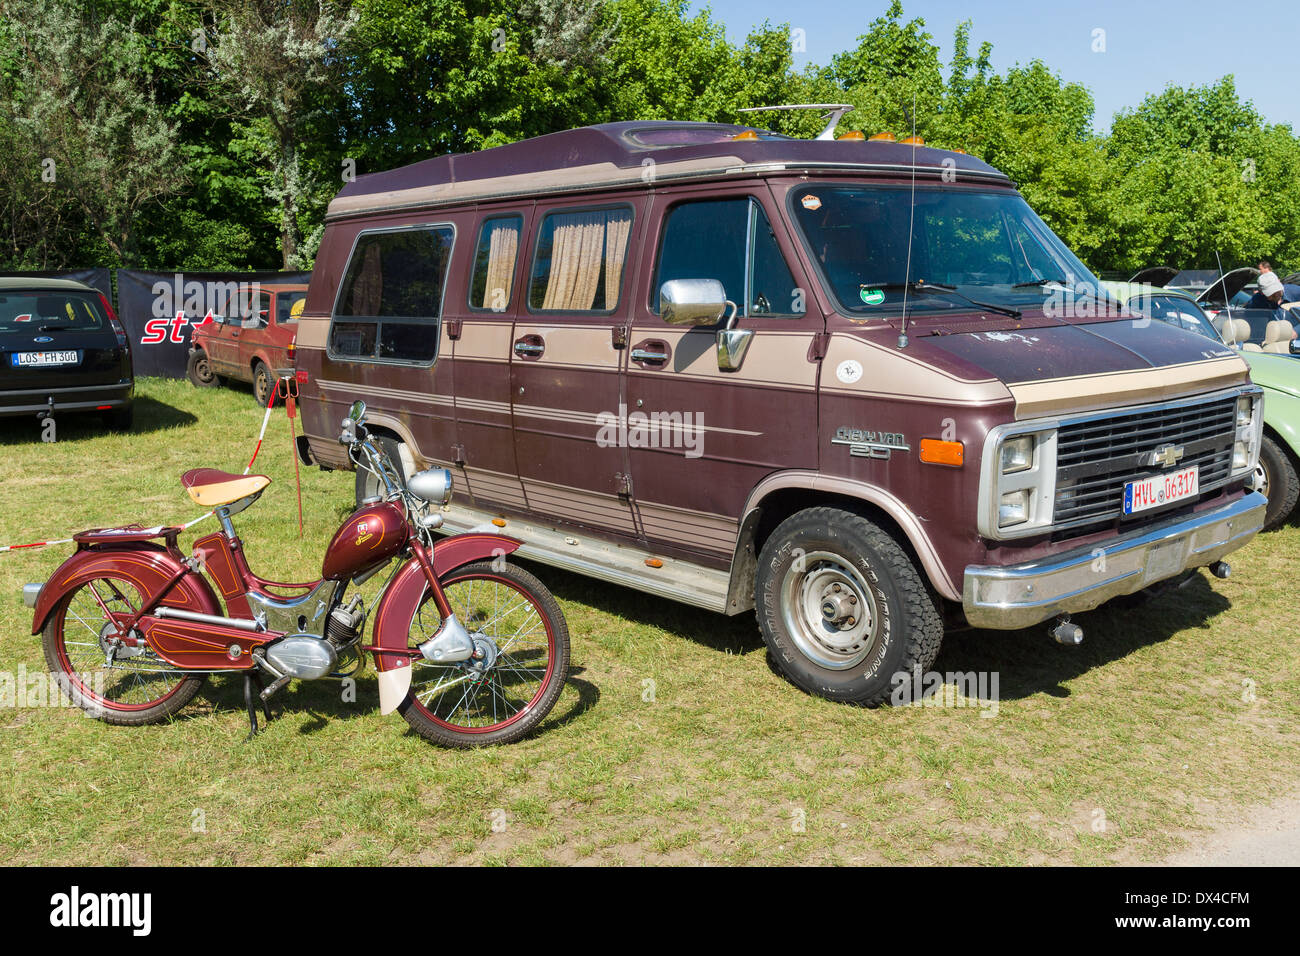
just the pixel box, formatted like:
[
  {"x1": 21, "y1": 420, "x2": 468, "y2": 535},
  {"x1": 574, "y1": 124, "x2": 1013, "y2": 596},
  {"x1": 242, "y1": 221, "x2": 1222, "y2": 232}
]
[
  {"x1": 835, "y1": 359, "x2": 863, "y2": 384},
  {"x1": 801, "y1": 194, "x2": 822, "y2": 211},
  {"x1": 859, "y1": 287, "x2": 885, "y2": 306}
]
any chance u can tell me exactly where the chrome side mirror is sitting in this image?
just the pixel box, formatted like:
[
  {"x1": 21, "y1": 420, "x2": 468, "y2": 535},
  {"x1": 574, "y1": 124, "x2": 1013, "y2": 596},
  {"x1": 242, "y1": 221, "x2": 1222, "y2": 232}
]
[
  {"x1": 347, "y1": 400, "x2": 367, "y2": 425},
  {"x1": 660, "y1": 278, "x2": 730, "y2": 326},
  {"x1": 716, "y1": 326, "x2": 753, "y2": 372}
]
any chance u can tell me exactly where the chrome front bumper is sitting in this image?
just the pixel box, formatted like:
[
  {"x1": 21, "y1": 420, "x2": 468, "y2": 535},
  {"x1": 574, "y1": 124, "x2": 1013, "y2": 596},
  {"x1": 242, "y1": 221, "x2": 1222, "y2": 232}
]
[{"x1": 962, "y1": 492, "x2": 1266, "y2": 630}]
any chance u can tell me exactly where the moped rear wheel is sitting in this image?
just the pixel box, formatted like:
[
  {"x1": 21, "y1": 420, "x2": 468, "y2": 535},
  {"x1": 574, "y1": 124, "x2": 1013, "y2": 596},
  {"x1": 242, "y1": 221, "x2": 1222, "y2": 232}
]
[
  {"x1": 398, "y1": 561, "x2": 569, "y2": 747},
  {"x1": 41, "y1": 574, "x2": 206, "y2": 725}
]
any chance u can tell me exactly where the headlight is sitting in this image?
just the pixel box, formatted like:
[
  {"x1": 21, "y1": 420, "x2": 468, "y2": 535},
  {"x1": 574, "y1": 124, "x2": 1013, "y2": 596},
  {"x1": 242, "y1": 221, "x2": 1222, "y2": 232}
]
[
  {"x1": 1236, "y1": 396, "x2": 1253, "y2": 427},
  {"x1": 408, "y1": 467, "x2": 453, "y2": 506},
  {"x1": 1229, "y1": 390, "x2": 1263, "y2": 479},
  {"x1": 1000, "y1": 436, "x2": 1034, "y2": 474},
  {"x1": 999, "y1": 490, "x2": 1030, "y2": 527},
  {"x1": 978, "y1": 424, "x2": 1059, "y2": 539}
]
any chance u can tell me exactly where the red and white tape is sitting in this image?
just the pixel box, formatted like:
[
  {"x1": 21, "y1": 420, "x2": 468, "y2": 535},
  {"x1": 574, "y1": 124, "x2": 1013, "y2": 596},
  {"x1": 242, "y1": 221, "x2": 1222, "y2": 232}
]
[{"x1": 1, "y1": 392, "x2": 282, "y2": 554}]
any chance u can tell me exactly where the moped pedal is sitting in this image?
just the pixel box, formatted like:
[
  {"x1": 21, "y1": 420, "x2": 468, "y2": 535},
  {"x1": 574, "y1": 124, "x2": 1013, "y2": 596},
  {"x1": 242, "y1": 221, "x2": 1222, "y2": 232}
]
[{"x1": 259, "y1": 674, "x2": 291, "y2": 702}]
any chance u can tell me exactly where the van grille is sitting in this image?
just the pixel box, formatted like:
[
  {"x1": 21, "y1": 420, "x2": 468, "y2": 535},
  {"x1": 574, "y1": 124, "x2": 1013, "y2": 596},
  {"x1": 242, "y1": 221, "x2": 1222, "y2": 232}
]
[{"x1": 1053, "y1": 395, "x2": 1237, "y2": 527}]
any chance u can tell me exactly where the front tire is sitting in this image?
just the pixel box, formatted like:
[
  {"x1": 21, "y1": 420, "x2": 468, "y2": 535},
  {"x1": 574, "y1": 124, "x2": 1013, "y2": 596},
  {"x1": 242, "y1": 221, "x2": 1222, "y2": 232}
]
[
  {"x1": 755, "y1": 507, "x2": 943, "y2": 705},
  {"x1": 1255, "y1": 434, "x2": 1299, "y2": 531},
  {"x1": 354, "y1": 435, "x2": 406, "y2": 505},
  {"x1": 398, "y1": 561, "x2": 570, "y2": 747},
  {"x1": 187, "y1": 349, "x2": 218, "y2": 388}
]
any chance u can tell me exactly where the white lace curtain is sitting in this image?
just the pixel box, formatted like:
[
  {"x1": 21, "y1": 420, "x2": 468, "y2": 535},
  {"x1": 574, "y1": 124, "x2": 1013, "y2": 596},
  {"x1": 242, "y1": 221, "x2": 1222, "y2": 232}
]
[{"x1": 540, "y1": 208, "x2": 633, "y2": 311}]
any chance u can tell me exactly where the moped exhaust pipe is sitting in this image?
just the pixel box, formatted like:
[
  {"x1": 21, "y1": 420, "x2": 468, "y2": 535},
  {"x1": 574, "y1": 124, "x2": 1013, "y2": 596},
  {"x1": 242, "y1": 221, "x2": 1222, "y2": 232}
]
[{"x1": 154, "y1": 606, "x2": 265, "y2": 632}]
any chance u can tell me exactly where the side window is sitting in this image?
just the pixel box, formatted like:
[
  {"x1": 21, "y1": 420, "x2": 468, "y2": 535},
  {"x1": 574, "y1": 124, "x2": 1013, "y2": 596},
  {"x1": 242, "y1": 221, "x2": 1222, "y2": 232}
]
[
  {"x1": 654, "y1": 199, "x2": 747, "y2": 312},
  {"x1": 654, "y1": 198, "x2": 801, "y2": 318},
  {"x1": 748, "y1": 204, "x2": 800, "y2": 316},
  {"x1": 469, "y1": 215, "x2": 523, "y2": 312},
  {"x1": 246, "y1": 291, "x2": 271, "y2": 328},
  {"x1": 329, "y1": 226, "x2": 454, "y2": 363},
  {"x1": 277, "y1": 291, "x2": 307, "y2": 325},
  {"x1": 528, "y1": 206, "x2": 634, "y2": 312}
]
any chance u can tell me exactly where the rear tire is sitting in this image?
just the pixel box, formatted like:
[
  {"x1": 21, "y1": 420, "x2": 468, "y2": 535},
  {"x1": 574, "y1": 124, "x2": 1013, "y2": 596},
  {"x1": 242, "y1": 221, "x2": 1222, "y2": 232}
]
[
  {"x1": 1255, "y1": 434, "x2": 1299, "y2": 531},
  {"x1": 41, "y1": 574, "x2": 206, "y2": 725},
  {"x1": 187, "y1": 349, "x2": 218, "y2": 388},
  {"x1": 755, "y1": 507, "x2": 943, "y2": 705},
  {"x1": 252, "y1": 361, "x2": 273, "y2": 407}
]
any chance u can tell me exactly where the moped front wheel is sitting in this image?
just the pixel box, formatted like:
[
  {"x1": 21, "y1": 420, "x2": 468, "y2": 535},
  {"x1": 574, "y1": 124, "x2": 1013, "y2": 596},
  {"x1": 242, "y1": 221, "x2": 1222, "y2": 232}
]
[
  {"x1": 398, "y1": 561, "x2": 569, "y2": 747},
  {"x1": 41, "y1": 574, "x2": 207, "y2": 725}
]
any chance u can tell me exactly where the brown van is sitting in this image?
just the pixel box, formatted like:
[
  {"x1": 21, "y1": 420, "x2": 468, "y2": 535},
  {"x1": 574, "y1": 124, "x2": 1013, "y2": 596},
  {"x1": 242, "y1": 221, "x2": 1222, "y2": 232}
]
[{"x1": 293, "y1": 120, "x2": 1267, "y2": 704}]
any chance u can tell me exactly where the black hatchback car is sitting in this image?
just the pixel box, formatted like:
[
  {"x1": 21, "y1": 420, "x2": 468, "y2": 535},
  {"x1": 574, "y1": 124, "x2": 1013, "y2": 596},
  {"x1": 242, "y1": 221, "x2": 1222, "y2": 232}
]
[{"x1": 0, "y1": 278, "x2": 134, "y2": 429}]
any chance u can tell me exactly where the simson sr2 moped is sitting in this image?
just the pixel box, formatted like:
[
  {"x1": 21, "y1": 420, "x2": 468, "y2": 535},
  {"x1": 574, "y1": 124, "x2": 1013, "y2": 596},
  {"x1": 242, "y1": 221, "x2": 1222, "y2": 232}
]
[{"x1": 24, "y1": 400, "x2": 569, "y2": 746}]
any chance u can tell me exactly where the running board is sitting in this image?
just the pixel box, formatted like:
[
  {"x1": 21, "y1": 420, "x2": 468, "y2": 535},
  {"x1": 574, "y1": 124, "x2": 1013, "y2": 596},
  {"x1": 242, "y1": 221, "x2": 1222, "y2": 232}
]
[{"x1": 439, "y1": 502, "x2": 732, "y2": 614}]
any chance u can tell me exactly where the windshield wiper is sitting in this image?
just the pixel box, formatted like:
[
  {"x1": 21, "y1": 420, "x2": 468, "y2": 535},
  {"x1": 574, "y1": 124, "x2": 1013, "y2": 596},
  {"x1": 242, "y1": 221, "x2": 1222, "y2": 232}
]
[
  {"x1": 906, "y1": 280, "x2": 1022, "y2": 319},
  {"x1": 37, "y1": 323, "x2": 73, "y2": 331},
  {"x1": 1012, "y1": 277, "x2": 1068, "y2": 288}
]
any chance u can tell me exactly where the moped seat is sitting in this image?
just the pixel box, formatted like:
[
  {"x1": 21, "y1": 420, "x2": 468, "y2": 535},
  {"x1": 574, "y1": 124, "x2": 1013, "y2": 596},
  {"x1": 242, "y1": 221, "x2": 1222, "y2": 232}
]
[{"x1": 181, "y1": 468, "x2": 271, "y2": 507}]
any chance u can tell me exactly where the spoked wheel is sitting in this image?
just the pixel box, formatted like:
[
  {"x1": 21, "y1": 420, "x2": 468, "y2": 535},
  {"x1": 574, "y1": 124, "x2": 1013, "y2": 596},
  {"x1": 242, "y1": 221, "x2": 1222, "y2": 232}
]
[
  {"x1": 41, "y1": 574, "x2": 206, "y2": 725},
  {"x1": 398, "y1": 561, "x2": 569, "y2": 747}
]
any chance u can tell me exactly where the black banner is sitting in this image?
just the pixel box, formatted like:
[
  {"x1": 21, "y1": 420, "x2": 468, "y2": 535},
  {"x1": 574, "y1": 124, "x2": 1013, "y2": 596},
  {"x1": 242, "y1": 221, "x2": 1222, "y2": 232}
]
[{"x1": 115, "y1": 270, "x2": 311, "y2": 378}]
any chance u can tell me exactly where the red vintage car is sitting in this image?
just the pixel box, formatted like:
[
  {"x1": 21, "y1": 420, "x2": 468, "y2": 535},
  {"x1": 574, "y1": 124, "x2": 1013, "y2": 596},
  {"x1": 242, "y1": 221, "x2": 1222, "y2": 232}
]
[{"x1": 187, "y1": 283, "x2": 307, "y2": 405}]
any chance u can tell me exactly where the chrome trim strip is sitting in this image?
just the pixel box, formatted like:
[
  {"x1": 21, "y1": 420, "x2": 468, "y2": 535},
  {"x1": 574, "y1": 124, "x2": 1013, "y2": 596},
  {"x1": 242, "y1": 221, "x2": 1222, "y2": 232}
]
[
  {"x1": 154, "y1": 606, "x2": 265, "y2": 632},
  {"x1": 962, "y1": 491, "x2": 1265, "y2": 629}
]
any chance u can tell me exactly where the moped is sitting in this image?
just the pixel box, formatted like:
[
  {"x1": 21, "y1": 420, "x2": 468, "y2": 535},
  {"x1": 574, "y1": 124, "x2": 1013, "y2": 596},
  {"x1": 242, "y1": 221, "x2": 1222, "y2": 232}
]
[{"x1": 24, "y1": 400, "x2": 569, "y2": 747}]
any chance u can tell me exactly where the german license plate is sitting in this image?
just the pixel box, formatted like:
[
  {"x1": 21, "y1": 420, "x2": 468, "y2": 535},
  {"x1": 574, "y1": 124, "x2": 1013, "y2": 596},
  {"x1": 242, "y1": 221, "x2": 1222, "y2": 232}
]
[
  {"x1": 11, "y1": 350, "x2": 79, "y2": 367},
  {"x1": 1123, "y1": 465, "x2": 1199, "y2": 515}
]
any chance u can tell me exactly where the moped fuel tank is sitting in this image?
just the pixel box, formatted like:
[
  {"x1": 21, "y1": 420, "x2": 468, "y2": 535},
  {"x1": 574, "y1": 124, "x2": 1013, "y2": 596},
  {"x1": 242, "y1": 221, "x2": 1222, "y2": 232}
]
[{"x1": 322, "y1": 501, "x2": 409, "y2": 581}]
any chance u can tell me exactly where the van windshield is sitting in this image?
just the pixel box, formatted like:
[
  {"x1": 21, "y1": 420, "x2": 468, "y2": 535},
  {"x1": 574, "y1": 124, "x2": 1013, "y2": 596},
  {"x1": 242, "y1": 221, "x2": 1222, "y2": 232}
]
[{"x1": 791, "y1": 185, "x2": 1103, "y2": 315}]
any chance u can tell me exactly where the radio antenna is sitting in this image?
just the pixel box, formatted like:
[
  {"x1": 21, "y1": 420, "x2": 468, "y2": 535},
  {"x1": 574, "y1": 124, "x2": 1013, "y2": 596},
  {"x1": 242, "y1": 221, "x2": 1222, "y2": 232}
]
[
  {"x1": 898, "y1": 91, "x2": 918, "y2": 350},
  {"x1": 1214, "y1": 249, "x2": 1235, "y2": 331}
]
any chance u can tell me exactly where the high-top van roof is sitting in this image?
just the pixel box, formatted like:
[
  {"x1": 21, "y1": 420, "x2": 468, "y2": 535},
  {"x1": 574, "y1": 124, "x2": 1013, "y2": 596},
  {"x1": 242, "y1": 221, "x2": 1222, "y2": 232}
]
[{"x1": 326, "y1": 121, "x2": 1011, "y2": 221}]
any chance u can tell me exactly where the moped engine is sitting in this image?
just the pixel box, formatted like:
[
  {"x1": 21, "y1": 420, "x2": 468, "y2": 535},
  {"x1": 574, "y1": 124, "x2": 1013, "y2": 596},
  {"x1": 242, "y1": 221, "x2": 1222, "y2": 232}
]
[{"x1": 264, "y1": 636, "x2": 338, "y2": 680}]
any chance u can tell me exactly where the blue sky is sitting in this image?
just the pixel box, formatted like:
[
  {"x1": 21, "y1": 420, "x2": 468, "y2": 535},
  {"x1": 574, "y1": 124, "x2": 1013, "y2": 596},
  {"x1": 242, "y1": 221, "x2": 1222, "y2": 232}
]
[{"x1": 688, "y1": 0, "x2": 1296, "y2": 133}]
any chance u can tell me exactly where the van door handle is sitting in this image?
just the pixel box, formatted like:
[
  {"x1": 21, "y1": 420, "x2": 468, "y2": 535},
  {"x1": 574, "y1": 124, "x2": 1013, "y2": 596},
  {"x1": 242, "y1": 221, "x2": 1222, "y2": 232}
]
[
  {"x1": 513, "y1": 335, "x2": 545, "y2": 358},
  {"x1": 631, "y1": 340, "x2": 669, "y2": 365}
]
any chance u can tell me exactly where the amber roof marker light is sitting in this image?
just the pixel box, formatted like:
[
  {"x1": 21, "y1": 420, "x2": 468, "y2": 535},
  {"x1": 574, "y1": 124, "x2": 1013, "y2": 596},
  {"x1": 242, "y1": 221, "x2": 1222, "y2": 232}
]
[{"x1": 737, "y1": 103, "x2": 855, "y2": 140}]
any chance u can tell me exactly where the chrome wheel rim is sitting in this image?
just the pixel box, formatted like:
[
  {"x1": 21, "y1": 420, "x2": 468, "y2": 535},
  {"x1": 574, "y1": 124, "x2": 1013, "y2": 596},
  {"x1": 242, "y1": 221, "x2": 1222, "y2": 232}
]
[
  {"x1": 1252, "y1": 460, "x2": 1270, "y2": 499},
  {"x1": 408, "y1": 574, "x2": 554, "y2": 731},
  {"x1": 780, "y1": 550, "x2": 880, "y2": 670}
]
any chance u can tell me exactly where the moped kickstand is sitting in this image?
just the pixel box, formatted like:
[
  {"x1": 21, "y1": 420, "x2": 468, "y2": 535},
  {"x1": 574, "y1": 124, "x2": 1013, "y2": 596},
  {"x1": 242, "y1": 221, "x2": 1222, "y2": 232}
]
[{"x1": 243, "y1": 671, "x2": 275, "y2": 740}]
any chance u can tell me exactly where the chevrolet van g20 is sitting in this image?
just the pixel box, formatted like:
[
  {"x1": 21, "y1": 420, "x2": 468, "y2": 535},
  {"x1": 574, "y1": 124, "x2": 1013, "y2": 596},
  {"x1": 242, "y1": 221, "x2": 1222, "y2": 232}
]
[{"x1": 292, "y1": 120, "x2": 1266, "y2": 705}]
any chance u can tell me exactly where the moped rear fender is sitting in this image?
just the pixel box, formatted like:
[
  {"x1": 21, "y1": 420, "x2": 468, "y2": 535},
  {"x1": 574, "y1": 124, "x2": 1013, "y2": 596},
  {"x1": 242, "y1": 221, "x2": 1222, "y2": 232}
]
[
  {"x1": 30, "y1": 544, "x2": 222, "y2": 635},
  {"x1": 371, "y1": 533, "x2": 521, "y2": 715}
]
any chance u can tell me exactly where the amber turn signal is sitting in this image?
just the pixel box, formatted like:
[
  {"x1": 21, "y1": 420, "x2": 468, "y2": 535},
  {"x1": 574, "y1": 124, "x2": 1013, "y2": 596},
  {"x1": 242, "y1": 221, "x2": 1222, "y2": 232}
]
[
  {"x1": 837, "y1": 130, "x2": 866, "y2": 141},
  {"x1": 645, "y1": 558, "x2": 663, "y2": 568},
  {"x1": 919, "y1": 439, "x2": 964, "y2": 467},
  {"x1": 868, "y1": 131, "x2": 896, "y2": 142},
  {"x1": 900, "y1": 135, "x2": 925, "y2": 146},
  {"x1": 732, "y1": 130, "x2": 760, "y2": 141},
  {"x1": 491, "y1": 517, "x2": 507, "y2": 527}
]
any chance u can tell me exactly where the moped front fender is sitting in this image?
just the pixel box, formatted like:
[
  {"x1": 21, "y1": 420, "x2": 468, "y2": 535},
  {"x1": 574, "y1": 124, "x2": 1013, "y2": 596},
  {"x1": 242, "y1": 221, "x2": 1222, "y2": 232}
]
[
  {"x1": 371, "y1": 533, "x2": 521, "y2": 715},
  {"x1": 30, "y1": 544, "x2": 222, "y2": 635}
]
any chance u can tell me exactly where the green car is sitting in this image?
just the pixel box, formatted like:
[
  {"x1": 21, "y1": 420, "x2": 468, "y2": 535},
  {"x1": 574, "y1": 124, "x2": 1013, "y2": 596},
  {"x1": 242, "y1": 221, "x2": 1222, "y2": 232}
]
[{"x1": 1101, "y1": 281, "x2": 1299, "y2": 530}]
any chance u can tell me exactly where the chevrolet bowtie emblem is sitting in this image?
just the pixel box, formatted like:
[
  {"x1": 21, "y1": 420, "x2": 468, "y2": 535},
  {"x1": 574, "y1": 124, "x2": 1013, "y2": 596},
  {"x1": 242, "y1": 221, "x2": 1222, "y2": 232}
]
[{"x1": 1147, "y1": 443, "x2": 1185, "y2": 469}]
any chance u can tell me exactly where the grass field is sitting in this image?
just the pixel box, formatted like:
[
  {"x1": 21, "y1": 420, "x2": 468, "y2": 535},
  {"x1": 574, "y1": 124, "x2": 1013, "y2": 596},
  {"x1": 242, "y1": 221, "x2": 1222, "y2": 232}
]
[{"x1": 1, "y1": 377, "x2": 1297, "y2": 865}]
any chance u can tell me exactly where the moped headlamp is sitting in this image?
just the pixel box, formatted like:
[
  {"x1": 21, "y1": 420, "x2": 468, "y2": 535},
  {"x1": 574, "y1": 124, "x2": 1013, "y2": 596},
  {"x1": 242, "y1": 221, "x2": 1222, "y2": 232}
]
[{"x1": 408, "y1": 467, "x2": 453, "y2": 506}]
